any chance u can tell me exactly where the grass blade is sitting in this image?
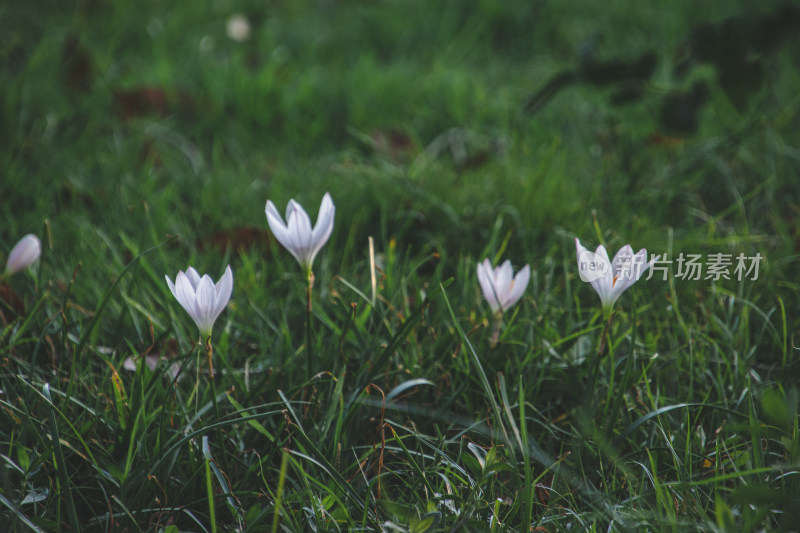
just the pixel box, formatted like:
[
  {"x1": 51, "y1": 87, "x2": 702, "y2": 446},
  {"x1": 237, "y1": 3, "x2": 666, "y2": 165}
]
[
  {"x1": 439, "y1": 283, "x2": 509, "y2": 445},
  {"x1": 0, "y1": 491, "x2": 45, "y2": 533},
  {"x1": 42, "y1": 383, "x2": 80, "y2": 533}
]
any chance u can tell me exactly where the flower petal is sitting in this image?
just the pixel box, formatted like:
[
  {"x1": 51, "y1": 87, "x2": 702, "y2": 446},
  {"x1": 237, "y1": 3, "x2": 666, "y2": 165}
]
[
  {"x1": 195, "y1": 275, "x2": 217, "y2": 336},
  {"x1": 214, "y1": 265, "x2": 233, "y2": 316},
  {"x1": 309, "y1": 192, "x2": 335, "y2": 262},
  {"x1": 5, "y1": 234, "x2": 41, "y2": 275},
  {"x1": 593, "y1": 245, "x2": 615, "y2": 302},
  {"x1": 574, "y1": 238, "x2": 590, "y2": 259},
  {"x1": 495, "y1": 260, "x2": 513, "y2": 300},
  {"x1": 576, "y1": 242, "x2": 611, "y2": 309},
  {"x1": 503, "y1": 264, "x2": 530, "y2": 310},
  {"x1": 165, "y1": 274, "x2": 178, "y2": 299},
  {"x1": 575, "y1": 237, "x2": 588, "y2": 260},
  {"x1": 266, "y1": 199, "x2": 294, "y2": 252},
  {"x1": 609, "y1": 247, "x2": 644, "y2": 300},
  {"x1": 611, "y1": 244, "x2": 634, "y2": 281},
  {"x1": 286, "y1": 199, "x2": 313, "y2": 256},
  {"x1": 174, "y1": 271, "x2": 200, "y2": 319},
  {"x1": 477, "y1": 259, "x2": 500, "y2": 313},
  {"x1": 594, "y1": 244, "x2": 612, "y2": 270},
  {"x1": 185, "y1": 267, "x2": 202, "y2": 290}
]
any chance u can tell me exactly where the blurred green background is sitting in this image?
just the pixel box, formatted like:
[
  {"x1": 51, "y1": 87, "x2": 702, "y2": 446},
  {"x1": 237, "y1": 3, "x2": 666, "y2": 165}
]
[{"x1": 5, "y1": 0, "x2": 799, "y2": 264}]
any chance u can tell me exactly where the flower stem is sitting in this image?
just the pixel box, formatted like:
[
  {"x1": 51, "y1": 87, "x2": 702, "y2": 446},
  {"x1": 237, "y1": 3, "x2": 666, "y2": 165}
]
[
  {"x1": 205, "y1": 336, "x2": 215, "y2": 379},
  {"x1": 604, "y1": 324, "x2": 617, "y2": 410},
  {"x1": 205, "y1": 336, "x2": 220, "y2": 420},
  {"x1": 489, "y1": 312, "x2": 503, "y2": 349},
  {"x1": 588, "y1": 309, "x2": 616, "y2": 412},
  {"x1": 306, "y1": 271, "x2": 315, "y2": 382},
  {"x1": 596, "y1": 309, "x2": 616, "y2": 359}
]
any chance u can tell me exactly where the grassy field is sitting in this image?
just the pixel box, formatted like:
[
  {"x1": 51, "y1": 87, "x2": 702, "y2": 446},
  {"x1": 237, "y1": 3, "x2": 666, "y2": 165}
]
[{"x1": 2, "y1": 0, "x2": 800, "y2": 531}]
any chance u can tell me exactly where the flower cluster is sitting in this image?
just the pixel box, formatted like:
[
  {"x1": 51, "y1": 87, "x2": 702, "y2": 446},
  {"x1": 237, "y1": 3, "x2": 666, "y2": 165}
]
[
  {"x1": 165, "y1": 193, "x2": 336, "y2": 342},
  {"x1": 474, "y1": 238, "x2": 655, "y2": 319},
  {"x1": 155, "y1": 187, "x2": 659, "y2": 364}
]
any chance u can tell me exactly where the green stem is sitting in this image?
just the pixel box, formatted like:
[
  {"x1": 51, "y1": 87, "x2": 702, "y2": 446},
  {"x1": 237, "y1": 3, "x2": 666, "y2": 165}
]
[
  {"x1": 489, "y1": 311, "x2": 502, "y2": 349},
  {"x1": 306, "y1": 271, "x2": 315, "y2": 382},
  {"x1": 271, "y1": 449, "x2": 290, "y2": 533},
  {"x1": 205, "y1": 451, "x2": 217, "y2": 533},
  {"x1": 605, "y1": 297, "x2": 636, "y2": 441},
  {"x1": 588, "y1": 309, "x2": 616, "y2": 414},
  {"x1": 205, "y1": 336, "x2": 215, "y2": 380},
  {"x1": 205, "y1": 337, "x2": 221, "y2": 422},
  {"x1": 604, "y1": 326, "x2": 617, "y2": 411}
]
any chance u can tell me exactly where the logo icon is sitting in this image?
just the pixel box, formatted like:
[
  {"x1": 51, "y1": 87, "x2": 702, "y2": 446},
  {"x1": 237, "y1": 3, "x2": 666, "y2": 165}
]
[{"x1": 578, "y1": 250, "x2": 610, "y2": 283}]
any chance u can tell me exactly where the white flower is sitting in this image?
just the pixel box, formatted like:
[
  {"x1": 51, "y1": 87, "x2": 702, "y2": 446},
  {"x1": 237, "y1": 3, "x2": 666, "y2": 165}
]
[
  {"x1": 477, "y1": 258, "x2": 530, "y2": 314},
  {"x1": 265, "y1": 192, "x2": 335, "y2": 277},
  {"x1": 226, "y1": 14, "x2": 251, "y2": 42},
  {"x1": 575, "y1": 238, "x2": 655, "y2": 313},
  {"x1": 165, "y1": 265, "x2": 233, "y2": 338},
  {"x1": 5, "y1": 234, "x2": 41, "y2": 275}
]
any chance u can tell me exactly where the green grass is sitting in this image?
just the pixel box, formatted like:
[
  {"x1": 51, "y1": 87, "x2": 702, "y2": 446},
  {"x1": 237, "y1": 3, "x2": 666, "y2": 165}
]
[{"x1": 2, "y1": 0, "x2": 800, "y2": 531}]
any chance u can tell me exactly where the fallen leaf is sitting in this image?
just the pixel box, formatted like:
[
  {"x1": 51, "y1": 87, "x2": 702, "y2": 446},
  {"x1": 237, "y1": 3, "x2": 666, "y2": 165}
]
[
  {"x1": 370, "y1": 128, "x2": 415, "y2": 161},
  {"x1": 197, "y1": 226, "x2": 272, "y2": 254},
  {"x1": 113, "y1": 86, "x2": 195, "y2": 119},
  {"x1": 0, "y1": 283, "x2": 25, "y2": 324},
  {"x1": 62, "y1": 34, "x2": 93, "y2": 92}
]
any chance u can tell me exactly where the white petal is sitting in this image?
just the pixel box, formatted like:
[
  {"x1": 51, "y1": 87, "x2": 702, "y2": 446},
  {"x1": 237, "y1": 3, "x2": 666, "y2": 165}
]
[
  {"x1": 590, "y1": 244, "x2": 615, "y2": 307},
  {"x1": 503, "y1": 264, "x2": 530, "y2": 310},
  {"x1": 495, "y1": 260, "x2": 513, "y2": 299},
  {"x1": 576, "y1": 241, "x2": 612, "y2": 306},
  {"x1": 195, "y1": 275, "x2": 217, "y2": 335},
  {"x1": 595, "y1": 244, "x2": 611, "y2": 269},
  {"x1": 287, "y1": 200, "x2": 313, "y2": 253},
  {"x1": 610, "y1": 248, "x2": 649, "y2": 300},
  {"x1": 588, "y1": 277, "x2": 614, "y2": 310},
  {"x1": 574, "y1": 238, "x2": 590, "y2": 262},
  {"x1": 310, "y1": 192, "x2": 335, "y2": 252},
  {"x1": 174, "y1": 271, "x2": 200, "y2": 319},
  {"x1": 165, "y1": 274, "x2": 178, "y2": 299},
  {"x1": 266, "y1": 199, "x2": 295, "y2": 252},
  {"x1": 477, "y1": 259, "x2": 500, "y2": 313},
  {"x1": 265, "y1": 199, "x2": 285, "y2": 228},
  {"x1": 5, "y1": 234, "x2": 41, "y2": 275},
  {"x1": 185, "y1": 267, "x2": 202, "y2": 290},
  {"x1": 611, "y1": 244, "x2": 634, "y2": 280},
  {"x1": 589, "y1": 269, "x2": 614, "y2": 309},
  {"x1": 214, "y1": 265, "x2": 233, "y2": 316}
]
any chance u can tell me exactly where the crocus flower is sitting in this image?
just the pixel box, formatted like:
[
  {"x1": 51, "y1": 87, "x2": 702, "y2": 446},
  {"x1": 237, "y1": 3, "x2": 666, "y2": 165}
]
[
  {"x1": 575, "y1": 238, "x2": 654, "y2": 314},
  {"x1": 5, "y1": 234, "x2": 41, "y2": 275},
  {"x1": 477, "y1": 258, "x2": 530, "y2": 314},
  {"x1": 265, "y1": 192, "x2": 334, "y2": 277},
  {"x1": 165, "y1": 265, "x2": 233, "y2": 339}
]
